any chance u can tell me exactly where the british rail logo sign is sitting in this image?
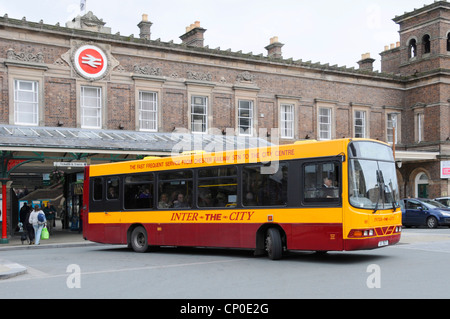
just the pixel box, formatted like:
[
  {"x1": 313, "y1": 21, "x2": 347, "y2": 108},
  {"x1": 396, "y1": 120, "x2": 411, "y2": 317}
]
[{"x1": 73, "y1": 44, "x2": 108, "y2": 80}]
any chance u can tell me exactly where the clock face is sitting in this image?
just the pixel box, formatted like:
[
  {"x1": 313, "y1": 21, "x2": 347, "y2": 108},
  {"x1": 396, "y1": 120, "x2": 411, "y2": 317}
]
[{"x1": 74, "y1": 45, "x2": 108, "y2": 79}]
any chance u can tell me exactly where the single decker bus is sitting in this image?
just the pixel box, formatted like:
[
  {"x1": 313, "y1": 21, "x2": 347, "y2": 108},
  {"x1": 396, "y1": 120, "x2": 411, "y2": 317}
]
[{"x1": 81, "y1": 138, "x2": 402, "y2": 259}]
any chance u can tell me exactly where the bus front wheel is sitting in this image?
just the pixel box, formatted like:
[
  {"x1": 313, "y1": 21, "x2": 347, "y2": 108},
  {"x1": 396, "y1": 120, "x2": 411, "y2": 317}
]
[
  {"x1": 130, "y1": 226, "x2": 149, "y2": 253},
  {"x1": 265, "y1": 228, "x2": 282, "y2": 260}
]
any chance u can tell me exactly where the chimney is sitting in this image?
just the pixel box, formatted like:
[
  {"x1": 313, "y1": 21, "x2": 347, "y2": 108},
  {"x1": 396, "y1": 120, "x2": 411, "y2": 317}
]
[
  {"x1": 357, "y1": 53, "x2": 375, "y2": 71},
  {"x1": 137, "y1": 14, "x2": 152, "y2": 40},
  {"x1": 180, "y1": 21, "x2": 206, "y2": 47},
  {"x1": 265, "y1": 36, "x2": 284, "y2": 59}
]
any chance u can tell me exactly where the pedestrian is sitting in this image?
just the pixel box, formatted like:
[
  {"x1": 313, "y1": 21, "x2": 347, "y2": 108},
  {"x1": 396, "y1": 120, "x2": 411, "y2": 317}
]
[
  {"x1": 43, "y1": 201, "x2": 56, "y2": 235},
  {"x1": 19, "y1": 202, "x2": 34, "y2": 244},
  {"x1": 29, "y1": 205, "x2": 46, "y2": 245}
]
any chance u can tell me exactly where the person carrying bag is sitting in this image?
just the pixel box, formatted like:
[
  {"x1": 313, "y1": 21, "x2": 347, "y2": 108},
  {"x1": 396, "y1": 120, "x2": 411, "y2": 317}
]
[
  {"x1": 41, "y1": 225, "x2": 50, "y2": 240},
  {"x1": 29, "y1": 205, "x2": 47, "y2": 245}
]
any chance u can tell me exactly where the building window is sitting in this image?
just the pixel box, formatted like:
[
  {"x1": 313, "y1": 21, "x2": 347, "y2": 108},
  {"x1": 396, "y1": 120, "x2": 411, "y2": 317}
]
[
  {"x1": 354, "y1": 110, "x2": 366, "y2": 138},
  {"x1": 238, "y1": 100, "x2": 253, "y2": 136},
  {"x1": 387, "y1": 113, "x2": 398, "y2": 143},
  {"x1": 280, "y1": 104, "x2": 294, "y2": 139},
  {"x1": 14, "y1": 80, "x2": 39, "y2": 126},
  {"x1": 423, "y1": 34, "x2": 431, "y2": 54},
  {"x1": 191, "y1": 95, "x2": 208, "y2": 133},
  {"x1": 318, "y1": 107, "x2": 332, "y2": 140},
  {"x1": 408, "y1": 39, "x2": 417, "y2": 59},
  {"x1": 81, "y1": 86, "x2": 102, "y2": 129},
  {"x1": 416, "y1": 113, "x2": 424, "y2": 142},
  {"x1": 447, "y1": 33, "x2": 450, "y2": 51},
  {"x1": 139, "y1": 91, "x2": 158, "y2": 131}
]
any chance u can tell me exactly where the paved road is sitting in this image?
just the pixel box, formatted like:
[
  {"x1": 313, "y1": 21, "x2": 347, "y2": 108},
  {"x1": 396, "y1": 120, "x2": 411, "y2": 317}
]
[{"x1": 0, "y1": 228, "x2": 449, "y2": 300}]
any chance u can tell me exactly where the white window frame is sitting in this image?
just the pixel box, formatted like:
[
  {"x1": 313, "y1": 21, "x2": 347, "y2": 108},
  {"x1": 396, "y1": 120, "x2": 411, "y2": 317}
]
[
  {"x1": 387, "y1": 113, "x2": 399, "y2": 144},
  {"x1": 238, "y1": 99, "x2": 254, "y2": 136},
  {"x1": 280, "y1": 103, "x2": 294, "y2": 139},
  {"x1": 80, "y1": 86, "x2": 102, "y2": 129},
  {"x1": 416, "y1": 112, "x2": 424, "y2": 143},
  {"x1": 14, "y1": 80, "x2": 39, "y2": 126},
  {"x1": 191, "y1": 95, "x2": 208, "y2": 133},
  {"x1": 139, "y1": 91, "x2": 158, "y2": 132},
  {"x1": 318, "y1": 107, "x2": 332, "y2": 140},
  {"x1": 354, "y1": 110, "x2": 366, "y2": 138}
]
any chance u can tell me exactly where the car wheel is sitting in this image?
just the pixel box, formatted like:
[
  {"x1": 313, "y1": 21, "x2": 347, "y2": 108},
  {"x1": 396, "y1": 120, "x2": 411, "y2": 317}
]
[{"x1": 426, "y1": 216, "x2": 438, "y2": 229}]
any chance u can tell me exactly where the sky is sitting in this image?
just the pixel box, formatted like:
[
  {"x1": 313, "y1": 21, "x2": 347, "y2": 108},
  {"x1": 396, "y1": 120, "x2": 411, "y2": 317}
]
[{"x1": 0, "y1": 0, "x2": 436, "y2": 70}]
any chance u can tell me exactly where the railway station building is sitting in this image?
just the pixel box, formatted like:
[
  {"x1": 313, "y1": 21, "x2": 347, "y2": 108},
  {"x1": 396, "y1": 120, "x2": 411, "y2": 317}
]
[{"x1": 0, "y1": 1, "x2": 450, "y2": 240}]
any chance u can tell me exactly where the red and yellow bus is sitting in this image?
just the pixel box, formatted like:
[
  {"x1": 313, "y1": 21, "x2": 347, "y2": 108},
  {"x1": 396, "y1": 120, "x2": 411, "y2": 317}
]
[{"x1": 82, "y1": 138, "x2": 402, "y2": 259}]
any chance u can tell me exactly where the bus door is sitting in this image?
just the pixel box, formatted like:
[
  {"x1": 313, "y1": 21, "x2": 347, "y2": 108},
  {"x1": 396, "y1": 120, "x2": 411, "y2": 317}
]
[{"x1": 299, "y1": 159, "x2": 343, "y2": 251}]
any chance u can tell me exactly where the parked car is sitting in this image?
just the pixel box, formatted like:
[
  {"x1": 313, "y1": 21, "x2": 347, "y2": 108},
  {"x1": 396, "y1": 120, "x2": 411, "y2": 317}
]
[
  {"x1": 435, "y1": 197, "x2": 450, "y2": 207},
  {"x1": 400, "y1": 198, "x2": 450, "y2": 228}
]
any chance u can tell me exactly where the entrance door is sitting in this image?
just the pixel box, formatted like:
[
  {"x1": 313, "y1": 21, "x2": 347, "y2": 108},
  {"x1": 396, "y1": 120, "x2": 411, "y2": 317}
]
[
  {"x1": 415, "y1": 172, "x2": 429, "y2": 198},
  {"x1": 418, "y1": 184, "x2": 428, "y2": 198}
]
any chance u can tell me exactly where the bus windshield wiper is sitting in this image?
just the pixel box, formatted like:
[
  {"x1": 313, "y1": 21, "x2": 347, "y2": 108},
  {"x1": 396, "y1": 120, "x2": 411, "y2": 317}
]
[
  {"x1": 386, "y1": 181, "x2": 397, "y2": 211},
  {"x1": 372, "y1": 170, "x2": 384, "y2": 214}
]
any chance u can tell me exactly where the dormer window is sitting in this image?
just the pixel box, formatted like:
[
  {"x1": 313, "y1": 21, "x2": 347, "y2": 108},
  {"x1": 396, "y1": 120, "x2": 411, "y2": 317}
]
[{"x1": 422, "y1": 35, "x2": 431, "y2": 54}]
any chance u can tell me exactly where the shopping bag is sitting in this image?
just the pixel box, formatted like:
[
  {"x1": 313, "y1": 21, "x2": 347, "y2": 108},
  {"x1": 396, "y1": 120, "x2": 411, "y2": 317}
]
[{"x1": 41, "y1": 226, "x2": 50, "y2": 240}]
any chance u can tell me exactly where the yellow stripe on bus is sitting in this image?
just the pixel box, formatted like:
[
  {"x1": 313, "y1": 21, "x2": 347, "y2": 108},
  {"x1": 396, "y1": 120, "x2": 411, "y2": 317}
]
[{"x1": 88, "y1": 207, "x2": 343, "y2": 225}]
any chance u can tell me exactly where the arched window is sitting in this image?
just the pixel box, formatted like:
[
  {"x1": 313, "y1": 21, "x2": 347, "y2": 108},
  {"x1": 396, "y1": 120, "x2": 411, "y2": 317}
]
[
  {"x1": 447, "y1": 33, "x2": 450, "y2": 51},
  {"x1": 409, "y1": 39, "x2": 417, "y2": 59},
  {"x1": 422, "y1": 35, "x2": 431, "y2": 54}
]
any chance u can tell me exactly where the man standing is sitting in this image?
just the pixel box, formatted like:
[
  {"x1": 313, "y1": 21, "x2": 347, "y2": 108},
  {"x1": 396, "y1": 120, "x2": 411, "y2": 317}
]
[{"x1": 43, "y1": 202, "x2": 56, "y2": 235}]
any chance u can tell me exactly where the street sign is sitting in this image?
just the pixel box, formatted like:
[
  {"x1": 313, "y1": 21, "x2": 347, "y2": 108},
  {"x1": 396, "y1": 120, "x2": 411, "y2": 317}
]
[{"x1": 54, "y1": 162, "x2": 87, "y2": 168}]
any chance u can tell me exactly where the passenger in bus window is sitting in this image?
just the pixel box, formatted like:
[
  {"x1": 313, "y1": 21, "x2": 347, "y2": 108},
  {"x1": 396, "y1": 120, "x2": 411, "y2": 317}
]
[
  {"x1": 173, "y1": 193, "x2": 189, "y2": 208},
  {"x1": 215, "y1": 192, "x2": 227, "y2": 207},
  {"x1": 158, "y1": 193, "x2": 171, "y2": 208},
  {"x1": 108, "y1": 186, "x2": 118, "y2": 199}
]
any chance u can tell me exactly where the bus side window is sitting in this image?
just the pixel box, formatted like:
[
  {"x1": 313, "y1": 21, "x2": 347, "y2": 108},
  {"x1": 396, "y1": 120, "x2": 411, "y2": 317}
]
[
  {"x1": 124, "y1": 174, "x2": 154, "y2": 210},
  {"x1": 243, "y1": 163, "x2": 288, "y2": 207},
  {"x1": 158, "y1": 170, "x2": 193, "y2": 209},
  {"x1": 93, "y1": 178, "x2": 103, "y2": 201},
  {"x1": 303, "y1": 162, "x2": 340, "y2": 203},
  {"x1": 198, "y1": 166, "x2": 237, "y2": 208}
]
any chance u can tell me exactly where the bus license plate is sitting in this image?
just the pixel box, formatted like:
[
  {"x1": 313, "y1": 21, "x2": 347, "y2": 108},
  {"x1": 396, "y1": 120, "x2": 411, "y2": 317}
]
[{"x1": 378, "y1": 240, "x2": 389, "y2": 247}]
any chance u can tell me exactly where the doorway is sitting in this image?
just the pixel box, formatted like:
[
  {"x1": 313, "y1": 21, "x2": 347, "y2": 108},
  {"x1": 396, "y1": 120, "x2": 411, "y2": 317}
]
[{"x1": 415, "y1": 172, "x2": 429, "y2": 198}]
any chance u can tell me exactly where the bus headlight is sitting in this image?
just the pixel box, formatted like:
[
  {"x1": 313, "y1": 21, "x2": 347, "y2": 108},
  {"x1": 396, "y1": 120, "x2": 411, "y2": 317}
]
[{"x1": 348, "y1": 229, "x2": 375, "y2": 238}]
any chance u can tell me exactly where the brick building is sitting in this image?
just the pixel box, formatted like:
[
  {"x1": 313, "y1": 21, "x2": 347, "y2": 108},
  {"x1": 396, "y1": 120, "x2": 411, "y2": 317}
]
[{"x1": 0, "y1": 2, "x2": 450, "y2": 237}]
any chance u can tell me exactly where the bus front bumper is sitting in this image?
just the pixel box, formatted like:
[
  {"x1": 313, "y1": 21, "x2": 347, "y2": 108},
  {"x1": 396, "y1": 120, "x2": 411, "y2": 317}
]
[{"x1": 344, "y1": 233, "x2": 401, "y2": 251}]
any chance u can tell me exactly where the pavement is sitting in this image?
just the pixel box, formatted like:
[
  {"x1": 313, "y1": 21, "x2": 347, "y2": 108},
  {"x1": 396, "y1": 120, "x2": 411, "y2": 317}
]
[
  {"x1": 1, "y1": 227, "x2": 449, "y2": 279},
  {"x1": 0, "y1": 223, "x2": 96, "y2": 279}
]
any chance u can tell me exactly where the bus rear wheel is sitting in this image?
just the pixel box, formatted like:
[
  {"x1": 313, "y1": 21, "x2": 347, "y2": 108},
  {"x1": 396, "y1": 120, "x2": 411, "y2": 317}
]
[
  {"x1": 130, "y1": 226, "x2": 149, "y2": 253},
  {"x1": 265, "y1": 228, "x2": 282, "y2": 260}
]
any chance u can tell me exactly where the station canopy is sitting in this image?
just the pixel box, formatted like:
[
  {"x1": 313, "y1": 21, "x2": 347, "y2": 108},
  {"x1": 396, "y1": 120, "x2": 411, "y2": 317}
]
[{"x1": 0, "y1": 125, "x2": 273, "y2": 175}]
